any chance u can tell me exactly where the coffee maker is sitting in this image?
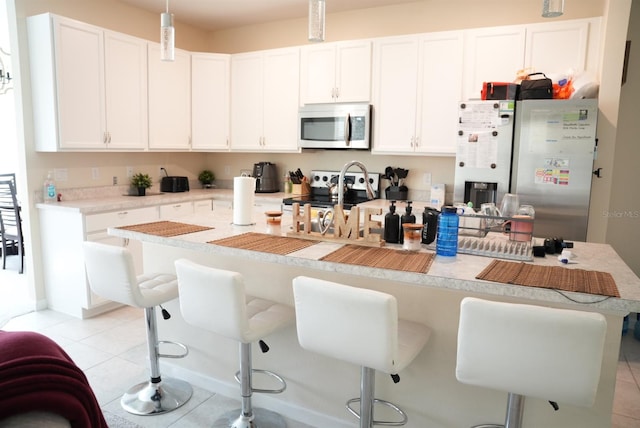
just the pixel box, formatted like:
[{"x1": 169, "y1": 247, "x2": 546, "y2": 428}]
[{"x1": 253, "y1": 162, "x2": 279, "y2": 193}]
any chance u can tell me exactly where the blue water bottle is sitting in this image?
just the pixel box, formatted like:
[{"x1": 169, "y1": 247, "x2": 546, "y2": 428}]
[{"x1": 436, "y1": 206, "x2": 459, "y2": 257}]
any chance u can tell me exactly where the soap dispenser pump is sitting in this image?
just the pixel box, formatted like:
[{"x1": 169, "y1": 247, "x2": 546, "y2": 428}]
[
  {"x1": 384, "y1": 200, "x2": 400, "y2": 244},
  {"x1": 399, "y1": 200, "x2": 416, "y2": 244}
]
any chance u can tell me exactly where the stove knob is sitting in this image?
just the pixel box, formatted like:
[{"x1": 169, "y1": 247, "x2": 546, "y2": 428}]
[
  {"x1": 322, "y1": 175, "x2": 328, "y2": 182},
  {"x1": 313, "y1": 175, "x2": 320, "y2": 182},
  {"x1": 358, "y1": 177, "x2": 365, "y2": 184}
]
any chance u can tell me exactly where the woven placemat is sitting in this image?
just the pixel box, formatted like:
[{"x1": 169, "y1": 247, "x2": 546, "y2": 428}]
[
  {"x1": 119, "y1": 221, "x2": 213, "y2": 237},
  {"x1": 209, "y1": 232, "x2": 318, "y2": 255},
  {"x1": 476, "y1": 260, "x2": 620, "y2": 297},
  {"x1": 320, "y1": 245, "x2": 434, "y2": 273}
]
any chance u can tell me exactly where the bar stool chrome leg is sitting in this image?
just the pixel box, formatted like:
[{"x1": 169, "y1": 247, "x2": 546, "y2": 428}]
[
  {"x1": 121, "y1": 306, "x2": 192, "y2": 415},
  {"x1": 213, "y1": 342, "x2": 286, "y2": 428},
  {"x1": 470, "y1": 393, "x2": 525, "y2": 428}
]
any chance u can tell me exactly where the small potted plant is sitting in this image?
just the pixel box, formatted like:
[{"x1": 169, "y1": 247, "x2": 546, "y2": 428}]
[
  {"x1": 131, "y1": 173, "x2": 152, "y2": 196},
  {"x1": 198, "y1": 170, "x2": 215, "y2": 189}
]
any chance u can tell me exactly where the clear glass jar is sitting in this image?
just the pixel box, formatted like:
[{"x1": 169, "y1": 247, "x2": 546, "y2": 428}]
[
  {"x1": 402, "y1": 223, "x2": 423, "y2": 251},
  {"x1": 265, "y1": 211, "x2": 282, "y2": 235}
]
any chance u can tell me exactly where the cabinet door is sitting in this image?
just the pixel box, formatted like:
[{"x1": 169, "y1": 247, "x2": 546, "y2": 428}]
[
  {"x1": 104, "y1": 31, "x2": 148, "y2": 150},
  {"x1": 415, "y1": 31, "x2": 463, "y2": 155},
  {"x1": 463, "y1": 25, "x2": 525, "y2": 101},
  {"x1": 192, "y1": 53, "x2": 230, "y2": 151},
  {"x1": 148, "y1": 46, "x2": 191, "y2": 150},
  {"x1": 335, "y1": 41, "x2": 372, "y2": 103},
  {"x1": 525, "y1": 20, "x2": 589, "y2": 75},
  {"x1": 371, "y1": 35, "x2": 419, "y2": 154},
  {"x1": 54, "y1": 16, "x2": 106, "y2": 149},
  {"x1": 262, "y1": 48, "x2": 301, "y2": 152},
  {"x1": 159, "y1": 202, "x2": 194, "y2": 220},
  {"x1": 230, "y1": 53, "x2": 264, "y2": 150},
  {"x1": 300, "y1": 44, "x2": 336, "y2": 104}
]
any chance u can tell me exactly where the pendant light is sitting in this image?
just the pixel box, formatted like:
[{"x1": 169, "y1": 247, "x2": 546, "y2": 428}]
[
  {"x1": 160, "y1": 0, "x2": 175, "y2": 61},
  {"x1": 542, "y1": 0, "x2": 564, "y2": 18},
  {"x1": 308, "y1": 0, "x2": 325, "y2": 42}
]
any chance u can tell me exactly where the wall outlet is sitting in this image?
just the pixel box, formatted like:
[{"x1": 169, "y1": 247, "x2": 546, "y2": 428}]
[
  {"x1": 126, "y1": 166, "x2": 134, "y2": 178},
  {"x1": 91, "y1": 167, "x2": 100, "y2": 180},
  {"x1": 113, "y1": 176, "x2": 118, "y2": 185},
  {"x1": 423, "y1": 172, "x2": 432, "y2": 186},
  {"x1": 224, "y1": 166, "x2": 231, "y2": 176}
]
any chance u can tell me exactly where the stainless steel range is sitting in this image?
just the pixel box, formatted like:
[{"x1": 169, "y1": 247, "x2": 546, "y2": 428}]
[{"x1": 283, "y1": 170, "x2": 380, "y2": 210}]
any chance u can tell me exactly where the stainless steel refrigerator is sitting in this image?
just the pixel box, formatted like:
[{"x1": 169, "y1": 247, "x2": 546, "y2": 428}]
[
  {"x1": 454, "y1": 99, "x2": 598, "y2": 242},
  {"x1": 511, "y1": 99, "x2": 598, "y2": 242}
]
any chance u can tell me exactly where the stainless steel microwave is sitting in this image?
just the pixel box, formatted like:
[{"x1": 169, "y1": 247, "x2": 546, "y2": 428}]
[{"x1": 298, "y1": 103, "x2": 371, "y2": 149}]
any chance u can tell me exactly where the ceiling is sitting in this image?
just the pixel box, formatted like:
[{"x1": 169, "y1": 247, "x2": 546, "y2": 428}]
[{"x1": 118, "y1": 0, "x2": 420, "y2": 32}]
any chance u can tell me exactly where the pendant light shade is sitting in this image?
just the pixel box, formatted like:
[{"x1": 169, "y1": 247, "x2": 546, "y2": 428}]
[
  {"x1": 308, "y1": 0, "x2": 325, "y2": 42},
  {"x1": 160, "y1": 0, "x2": 175, "y2": 61},
  {"x1": 542, "y1": 0, "x2": 564, "y2": 18}
]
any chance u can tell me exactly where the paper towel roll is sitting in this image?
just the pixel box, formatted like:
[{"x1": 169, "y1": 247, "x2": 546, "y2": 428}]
[{"x1": 233, "y1": 176, "x2": 256, "y2": 225}]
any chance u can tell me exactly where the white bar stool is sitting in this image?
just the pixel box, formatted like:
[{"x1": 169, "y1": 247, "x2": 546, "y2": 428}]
[
  {"x1": 292, "y1": 276, "x2": 431, "y2": 428},
  {"x1": 175, "y1": 259, "x2": 295, "y2": 428},
  {"x1": 455, "y1": 297, "x2": 607, "y2": 428},
  {"x1": 82, "y1": 241, "x2": 192, "y2": 415}
]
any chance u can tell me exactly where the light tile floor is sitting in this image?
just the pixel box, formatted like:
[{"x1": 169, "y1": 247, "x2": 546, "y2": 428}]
[{"x1": 1, "y1": 255, "x2": 639, "y2": 427}]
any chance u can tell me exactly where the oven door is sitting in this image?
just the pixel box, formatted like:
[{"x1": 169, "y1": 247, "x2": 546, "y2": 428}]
[{"x1": 298, "y1": 103, "x2": 371, "y2": 149}]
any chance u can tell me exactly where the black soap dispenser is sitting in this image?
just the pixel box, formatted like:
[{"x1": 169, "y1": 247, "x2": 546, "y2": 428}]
[
  {"x1": 399, "y1": 201, "x2": 416, "y2": 244},
  {"x1": 384, "y1": 201, "x2": 400, "y2": 244}
]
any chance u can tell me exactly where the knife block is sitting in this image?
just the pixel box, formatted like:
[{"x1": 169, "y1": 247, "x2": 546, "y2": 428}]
[{"x1": 291, "y1": 182, "x2": 311, "y2": 197}]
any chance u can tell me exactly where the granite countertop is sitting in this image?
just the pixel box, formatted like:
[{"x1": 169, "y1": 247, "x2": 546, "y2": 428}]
[
  {"x1": 35, "y1": 188, "x2": 288, "y2": 214},
  {"x1": 108, "y1": 204, "x2": 640, "y2": 314}
]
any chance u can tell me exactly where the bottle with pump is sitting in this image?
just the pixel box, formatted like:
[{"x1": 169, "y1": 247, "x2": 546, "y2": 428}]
[
  {"x1": 399, "y1": 201, "x2": 416, "y2": 244},
  {"x1": 383, "y1": 201, "x2": 400, "y2": 244},
  {"x1": 436, "y1": 206, "x2": 459, "y2": 256},
  {"x1": 43, "y1": 171, "x2": 57, "y2": 203}
]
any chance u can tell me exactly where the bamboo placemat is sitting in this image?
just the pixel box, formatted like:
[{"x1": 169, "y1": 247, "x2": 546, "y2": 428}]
[
  {"x1": 320, "y1": 245, "x2": 434, "y2": 274},
  {"x1": 209, "y1": 232, "x2": 318, "y2": 255},
  {"x1": 476, "y1": 260, "x2": 620, "y2": 297},
  {"x1": 119, "y1": 221, "x2": 213, "y2": 237}
]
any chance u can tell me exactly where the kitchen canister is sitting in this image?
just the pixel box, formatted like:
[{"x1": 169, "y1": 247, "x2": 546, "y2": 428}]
[
  {"x1": 436, "y1": 206, "x2": 459, "y2": 257},
  {"x1": 233, "y1": 175, "x2": 256, "y2": 225}
]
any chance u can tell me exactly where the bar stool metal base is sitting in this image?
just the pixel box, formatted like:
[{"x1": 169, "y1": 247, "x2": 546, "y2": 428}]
[
  {"x1": 212, "y1": 407, "x2": 287, "y2": 428},
  {"x1": 121, "y1": 377, "x2": 193, "y2": 415},
  {"x1": 470, "y1": 392, "x2": 525, "y2": 428}
]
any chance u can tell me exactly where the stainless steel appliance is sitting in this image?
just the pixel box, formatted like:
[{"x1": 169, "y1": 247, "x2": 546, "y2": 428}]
[
  {"x1": 454, "y1": 99, "x2": 598, "y2": 241},
  {"x1": 282, "y1": 170, "x2": 380, "y2": 210},
  {"x1": 298, "y1": 103, "x2": 371, "y2": 150},
  {"x1": 253, "y1": 162, "x2": 279, "y2": 193}
]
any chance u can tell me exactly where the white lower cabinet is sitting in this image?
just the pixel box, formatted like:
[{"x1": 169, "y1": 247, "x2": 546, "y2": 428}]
[
  {"x1": 39, "y1": 206, "x2": 158, "y2": 318},
  {"x1": 159, "y1": 202, "x2": 194, "y2": 220}
]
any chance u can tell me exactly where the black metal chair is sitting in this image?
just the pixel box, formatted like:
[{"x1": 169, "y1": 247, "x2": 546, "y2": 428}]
[{"x1": 0, "y1": 176, "x2": 24, "y2": 274}]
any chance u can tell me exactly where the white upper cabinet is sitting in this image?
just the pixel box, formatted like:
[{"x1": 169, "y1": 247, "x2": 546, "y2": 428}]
[
  {"x1": 104, "y1": 31, "x2": 148, "y2": 150},
  {"x1": 230, "y1": 47, "x2": 300, "y2": 152},
  {"x1": 372, "y1": 31, "x2": 463, "y2": 155},
  {"x1": 524, "y1": 19, "x2": 594, "y2": 76},
  {"x1": 191, "y1": 53, "x2": 230, "y2": 151},
  {"x1": 27, "y1": 14, "x2": 148, "y2": 151},
  {"x1": 462, "y1": 25, "x2": 526, "y2": 101},
  {"x1": 301, "y1": 40, "x2": 371, "y2": 104},
  {"x1": 148, "y1": 45, "x2": 192, "y2": 150}
]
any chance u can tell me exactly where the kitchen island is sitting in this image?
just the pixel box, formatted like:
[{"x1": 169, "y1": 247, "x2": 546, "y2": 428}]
[{"x1": 108, "y1": 200, "x2": 640, "y2": 428}]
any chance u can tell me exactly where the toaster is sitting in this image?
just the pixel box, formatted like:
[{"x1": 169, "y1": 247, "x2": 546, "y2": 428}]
[{"x1": 160, "y1": 176, "x2": 190, "y2": 193}]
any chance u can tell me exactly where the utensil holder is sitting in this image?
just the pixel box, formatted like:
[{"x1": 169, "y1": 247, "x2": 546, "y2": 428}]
[
  {"x1": 385, "y1": 186, "x2": 408, "y2": 200},
  {"x1": 291, "y1": 182, "x2": 311, "y2": 197}
]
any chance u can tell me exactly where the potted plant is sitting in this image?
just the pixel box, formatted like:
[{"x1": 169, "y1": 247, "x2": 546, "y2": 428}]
[
  {"x1": 198, "y1": 170, "x2": 215, "y2": 189},
  {"x1": 131, "y1": 173, "x2": 152, "y2": 196}
]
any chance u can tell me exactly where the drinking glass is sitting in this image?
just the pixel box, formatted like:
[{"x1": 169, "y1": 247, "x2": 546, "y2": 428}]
[{"x1": 500, "y1": 193, "x2": 520, "y2": 219}]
